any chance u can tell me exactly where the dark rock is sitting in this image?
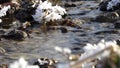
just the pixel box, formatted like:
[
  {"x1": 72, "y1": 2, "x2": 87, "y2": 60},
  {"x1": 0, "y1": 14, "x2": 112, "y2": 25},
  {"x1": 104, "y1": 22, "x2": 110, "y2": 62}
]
[
  {"x1": 60, "y1": 27, "x2": 68, "y2": 33},
  {"x1": 64, "y1": 3, "x2": 76, "y2": 7},
  {"x1": 14, "y1": 7, "x2": 35, "y2": 23},
  {"x1": 116, "y1": 39, "x2": 120, "y2": 46},
  {"x1": 114, "y1": 21, "x2": 120, "y2": 29},
  {"x1": 20, "y1": 0, "x2": 34, "y2": 9},
  {"x1": 99, "y1": 0, "x2": 109, "y2": 11},
  {"x1": 71, "y1": 47, "x2": 84, "y2": 54},
  {"x1": 99, "y1": 0, "x2": 120, "y2": 11},
  {"x1": 1, "y1": 29, "x2": 28, "y2": 41},
  {"x1": 33, "y1": 58, "x2": 53, "y2": 68},
  {"x1": 60, "y1": 19, "x2": 81, "y2": 28},
  {"x1": 14, "y1": 0, "x2": 36, "y2": 23},
  {"x1": 0, "y1": 0, "x2": 11, "y2": 4},
  {"x1": 94, "y1": 12, "x2": 119, "y2": 22}
]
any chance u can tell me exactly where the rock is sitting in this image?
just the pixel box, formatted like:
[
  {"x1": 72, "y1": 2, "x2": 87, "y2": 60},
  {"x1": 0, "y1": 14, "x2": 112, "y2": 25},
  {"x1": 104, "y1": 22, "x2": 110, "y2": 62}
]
[
  {"x1": 14, "y1": 8, "x2": 35, "y2": 23},
  {"x1": 64, "y1": 3, "x2": 76, "y2": 7},
  {"x1": 60, "y1": 27, "x2": 68, "y2": 33},
  {"x1": 14, "y1": 0, "x2": 35, "y2": 23},
  {"x1": 99, "y1": 0, "x2": 109, "y2": 11},
  {"x1": 1, "y1": 18, "x2": 14, "y2": 29},
  {"x1": 116, "y1": 39, "x2": 120, "y2": 46},
  {"x1": 60, "y1": 19, "x2": 81, "y2": 28},
  {"x1": 99, "y1": 0, "x2": 120, "y2": 11},
  {"x1": 94, "y1": 12, "x2": 120, "y2": 22},
  {"x1": 114, "y1": 20, "x2": 120, "y2": 29},
  {"x1": 33, "y1": 58, "x2": 56, "y2": 68},
  {"x1": 1, "y1": 29, "x2": 28, "y2": 41},
  {"x1": 0, "y1": 0, "x2": 11, "y2": 4}
]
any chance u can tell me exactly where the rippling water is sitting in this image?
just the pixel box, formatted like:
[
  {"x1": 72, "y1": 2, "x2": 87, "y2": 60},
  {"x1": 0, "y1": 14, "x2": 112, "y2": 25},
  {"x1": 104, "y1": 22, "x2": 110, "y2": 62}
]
[{"x1": 0, "y1": 1, "x2": 120, "y2": 64}]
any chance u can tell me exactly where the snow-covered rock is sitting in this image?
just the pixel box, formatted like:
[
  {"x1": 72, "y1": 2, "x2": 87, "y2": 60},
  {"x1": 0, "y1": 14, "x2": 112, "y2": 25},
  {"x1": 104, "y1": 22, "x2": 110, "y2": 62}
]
[
  {"x1": 9, "y1": 57, "x2": 39, "y2": 68},
  {"x1": 0, "y1": 5, "x2": 11, "y2": 17},
  {"x1": 32, "y1": 0, "x2": 67, "y2": 23}
]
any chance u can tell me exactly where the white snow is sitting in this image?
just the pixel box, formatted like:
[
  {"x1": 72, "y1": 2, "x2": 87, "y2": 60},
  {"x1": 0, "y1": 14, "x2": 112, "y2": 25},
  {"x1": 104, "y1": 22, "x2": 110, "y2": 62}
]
[
  {"x1": 0, "y1": 5, "x2": 11, "y2": 17},
  {"x1": 32, "y1": 1, "x2": 66, "y2": 23},
  {"x1": 9, "y1": 57, "x2": 39, "y2": 68},
  {"x1": 79, "y1": 40, "x2": 118, "y2": 68}
]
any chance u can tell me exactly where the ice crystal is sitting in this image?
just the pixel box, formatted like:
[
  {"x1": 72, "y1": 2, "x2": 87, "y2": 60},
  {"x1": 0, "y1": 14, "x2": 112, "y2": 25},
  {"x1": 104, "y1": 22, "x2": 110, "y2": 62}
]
[
  {"x1": 9, "y1": 57, "x2": 39, "y2": 68},
  {"x1": 80, "y1": 40, "x2": 118, "y2": 68},
  {"x1": 54, "y1": 46, "x2": 72, "y2": 54},
  {"x1": 0, "y1": 5, "x2": 11, "y2": 17},
  {"x1": 32, "y1": 0, "x2": 66, "y2": 23},
  {"x1": 107, "y1": 0, "x2": 120, "y2": 10}
]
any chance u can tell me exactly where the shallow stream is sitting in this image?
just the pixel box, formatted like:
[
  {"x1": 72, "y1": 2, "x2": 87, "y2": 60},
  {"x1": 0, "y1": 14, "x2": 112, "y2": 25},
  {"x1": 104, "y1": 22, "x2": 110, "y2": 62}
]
[{"x1": 0, "y1": 1, "x2": 120, "y2": 64}]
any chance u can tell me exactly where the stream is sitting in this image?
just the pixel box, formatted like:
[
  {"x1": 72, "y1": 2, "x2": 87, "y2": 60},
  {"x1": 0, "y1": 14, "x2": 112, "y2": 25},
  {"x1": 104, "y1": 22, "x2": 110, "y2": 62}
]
[{"x1": 0, "y1": 0, "x2": 120, "y2": 65}]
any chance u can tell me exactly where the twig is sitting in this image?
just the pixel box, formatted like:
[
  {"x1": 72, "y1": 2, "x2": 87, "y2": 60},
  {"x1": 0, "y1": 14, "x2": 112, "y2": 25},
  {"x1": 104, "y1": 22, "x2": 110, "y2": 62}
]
[{"x1": 70, "y1": 45, "x2": 113, "y2": 68}]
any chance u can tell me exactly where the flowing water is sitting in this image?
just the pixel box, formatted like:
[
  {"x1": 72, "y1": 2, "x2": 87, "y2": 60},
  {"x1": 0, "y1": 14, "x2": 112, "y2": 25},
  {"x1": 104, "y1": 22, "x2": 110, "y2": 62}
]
[{"x1": 0, "y1": 1, "x2": 120, "y2": 64}]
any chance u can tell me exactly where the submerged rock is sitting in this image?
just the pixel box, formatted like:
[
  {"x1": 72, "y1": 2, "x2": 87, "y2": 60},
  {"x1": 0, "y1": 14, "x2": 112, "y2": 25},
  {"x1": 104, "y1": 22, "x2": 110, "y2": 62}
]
[
  {"x1": 94, "y1": 12, "x2": 120, "y2": 22},
  {"x1": 1, "y1": 29, "x2": 28, "y2": 41},
  {"x1": 64, "y1": 3, "x2": 76, "y2": 7},
  {"x1": 114, "y1": 20, "x2": 120, "y2": 29},
  {"x1": 60, "y1": 27, "x2": 68, "y2": 33}
]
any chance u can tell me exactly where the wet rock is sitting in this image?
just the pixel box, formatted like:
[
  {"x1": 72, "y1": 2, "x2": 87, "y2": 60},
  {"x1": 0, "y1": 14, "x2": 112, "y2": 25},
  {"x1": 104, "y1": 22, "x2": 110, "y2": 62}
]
[
  {"x1": 1, "y1": 29, "x2": 28, "y2": 41},
  {"x1": 94, "y1": 12, "x2": 119, "y2": 22},
  {"x1": 60, "y1": 19, "x2": 81, "y2": 29},
  {"x1": 60, "y1": 27, "x2": 68, "y2": 33},
  {"x1": 33, "y1": 58, "x2": 56, "y2": 68},
  {"x1": 1, "y1": 18, "x2": 14, "y2": 29},
  {"x1": 14, "y1": 0, "x2": 35, "y2": 23},
  {"x1": 116, "y1": 39, "x2": 120, "y2": 46},
  {"x1": 20, "y1": 0, "x2": 34, "y2": 9},
  {"x1": 99, "y1": 0, "x2": 120, "y2": 11},
  {"x1": 14, "y1": 7, "x2": 35, "y2": 23},
  {"x1": 114, "y1": 20, "x2": 120, "y2": 29},
  {"x1": 64, "y1": 3, "x2": 76, "y2": 7},
  {"x1": 99, "y1": 0, "x2": 109, "y2": 11}
]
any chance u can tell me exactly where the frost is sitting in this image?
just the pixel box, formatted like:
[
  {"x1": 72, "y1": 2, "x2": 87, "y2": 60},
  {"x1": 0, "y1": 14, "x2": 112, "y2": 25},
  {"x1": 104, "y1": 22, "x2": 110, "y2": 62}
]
[
  {"x1": 107, "y1": 0, "x2": 120, "y2": 10},
  {"x1": 9, "y1": 57, "x2": 39, "y2": 68},
  {"x1": 79, "y1": 40, "x2": 119, "y2": 68},
  {"x1": 0, "y1": 5, "x2": 11, "y2": 17},
  {"x1": 37, "y1": 59, "x2": 48, "y2": 65},
  {"x1": 32, "y1": 0, "x2": 67, "y2": 23},
  {"x1": 54, "y1": 46, "x2": 72, "y2": 54}
]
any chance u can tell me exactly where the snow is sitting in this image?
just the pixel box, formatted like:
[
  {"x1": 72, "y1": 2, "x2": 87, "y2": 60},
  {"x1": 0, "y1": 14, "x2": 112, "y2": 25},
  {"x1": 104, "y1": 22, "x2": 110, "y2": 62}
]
[
  {"x1": 79, "y1": 40, "x2": 118, "y2": 68},
  {"x1": 32, "y1": 1, "x2": 67, "y2": 23},
  {"x1": 107, "y1": 0, "x2": 120, "y2": 10},
  {"x1": 9, "y1": 57, "x2": 39, "y2": 68},
  {"x1": 0, "y1": 5, "x2": 11, "y2": 17}
]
